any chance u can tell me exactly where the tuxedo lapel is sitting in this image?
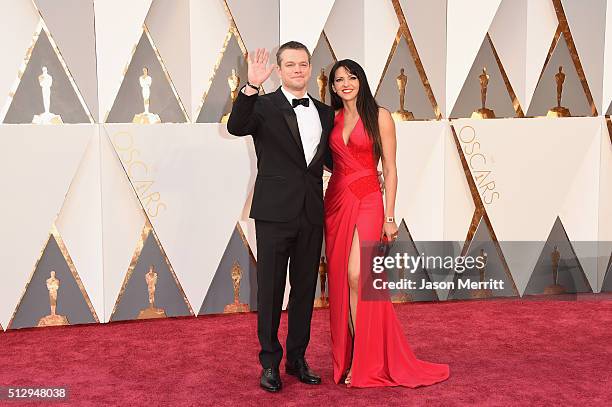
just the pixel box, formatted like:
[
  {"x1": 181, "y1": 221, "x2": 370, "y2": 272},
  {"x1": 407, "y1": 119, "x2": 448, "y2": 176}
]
[
  {"x1": 271, "y1": 88, "x2": 305, "y2": 157},
  {"x1": 308, "y1": 95, "x2": 332, "y2": 168}
]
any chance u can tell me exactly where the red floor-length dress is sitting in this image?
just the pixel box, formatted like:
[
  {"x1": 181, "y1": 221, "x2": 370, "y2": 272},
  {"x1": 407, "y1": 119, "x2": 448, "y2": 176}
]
[{"x1": 324, "y1": 110, "x2": 450, "y2": 388}]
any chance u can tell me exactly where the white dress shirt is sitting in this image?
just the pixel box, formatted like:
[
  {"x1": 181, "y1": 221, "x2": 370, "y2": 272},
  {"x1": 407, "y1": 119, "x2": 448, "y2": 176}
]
[{"x1": 280, "y1": 86, "x2": 322, "y2": 166}]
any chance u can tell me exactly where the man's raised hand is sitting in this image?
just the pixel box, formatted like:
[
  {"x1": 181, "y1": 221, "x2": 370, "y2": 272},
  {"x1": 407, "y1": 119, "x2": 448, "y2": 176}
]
[{"x1": 247, "y1": 48, "x2": 275, "y2": 87}]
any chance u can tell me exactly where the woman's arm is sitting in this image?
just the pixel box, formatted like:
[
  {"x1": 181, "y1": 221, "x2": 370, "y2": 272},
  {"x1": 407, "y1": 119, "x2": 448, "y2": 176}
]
[{"x1": 379, "y1": 108, "x2": 399, "y2": 240}]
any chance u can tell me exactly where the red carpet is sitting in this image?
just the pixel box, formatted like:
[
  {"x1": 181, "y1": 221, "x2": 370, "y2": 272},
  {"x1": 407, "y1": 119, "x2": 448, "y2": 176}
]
[{"x1": 0, "y1": 295, "x2": 610, "y2": 406}]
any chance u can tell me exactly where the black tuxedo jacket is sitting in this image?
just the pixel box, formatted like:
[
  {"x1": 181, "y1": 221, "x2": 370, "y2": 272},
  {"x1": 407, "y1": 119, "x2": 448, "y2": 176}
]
[{"x1": 227, "y1": 87, "x2": 334, "y2": 225}]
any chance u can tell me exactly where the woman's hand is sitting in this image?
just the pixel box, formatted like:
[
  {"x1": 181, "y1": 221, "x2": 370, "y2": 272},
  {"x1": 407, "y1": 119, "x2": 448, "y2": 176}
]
[{"x1": 382, "y1": 221, "x2": 399, "y2": 242}]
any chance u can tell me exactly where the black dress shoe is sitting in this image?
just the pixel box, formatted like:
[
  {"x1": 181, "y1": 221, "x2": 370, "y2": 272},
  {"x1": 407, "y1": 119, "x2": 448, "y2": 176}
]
[
  {"x1": 260, "y1": 367, "x2": 282, "y2": 392},
  {"x1": 285, "y1": 358, "x2": 321, "y2": 385}
]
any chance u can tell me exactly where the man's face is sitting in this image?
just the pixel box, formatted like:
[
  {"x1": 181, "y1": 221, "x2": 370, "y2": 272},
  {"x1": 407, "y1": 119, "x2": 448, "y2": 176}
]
[{"x1": 277, "y1": 49, "x2": 311, "y2": 92}]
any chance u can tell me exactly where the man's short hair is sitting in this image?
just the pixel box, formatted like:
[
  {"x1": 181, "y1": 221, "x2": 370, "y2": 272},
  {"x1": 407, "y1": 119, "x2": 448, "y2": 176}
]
[{"x1": 276, "y1": 41, "x2": 311, "y2": 65}]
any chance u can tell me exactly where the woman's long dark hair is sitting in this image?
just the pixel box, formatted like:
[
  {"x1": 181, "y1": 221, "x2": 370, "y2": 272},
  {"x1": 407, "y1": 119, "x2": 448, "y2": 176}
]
[{"x1": 328, "y1": 59, "x2": 382, "y2": 159}]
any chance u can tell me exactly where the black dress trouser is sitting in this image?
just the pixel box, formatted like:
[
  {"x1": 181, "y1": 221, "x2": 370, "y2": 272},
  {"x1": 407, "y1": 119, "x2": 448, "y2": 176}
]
[{"x1": 255, "y1": 208, "x2": 323, "y2": 369}]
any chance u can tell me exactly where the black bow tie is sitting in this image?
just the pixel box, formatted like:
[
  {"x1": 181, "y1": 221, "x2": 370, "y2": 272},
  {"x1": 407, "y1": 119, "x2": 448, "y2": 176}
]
[{"x1": 292, "y1": 97, "x2": 310, "y2": 108}]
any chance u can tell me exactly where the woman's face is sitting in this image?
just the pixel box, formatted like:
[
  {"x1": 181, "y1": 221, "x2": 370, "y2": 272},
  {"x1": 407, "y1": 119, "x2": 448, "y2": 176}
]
[{"x1": 332, "y1": 66, "x2": 359, "y2": 102}]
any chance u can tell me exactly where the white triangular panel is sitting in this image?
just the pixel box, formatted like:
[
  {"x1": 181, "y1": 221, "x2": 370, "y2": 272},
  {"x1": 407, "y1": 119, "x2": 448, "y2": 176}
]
[
  {"x1": 106, "y1": 124, "x2": 256, "y2": 311},
  {"x1": 601, "y1": 1, "x2": 612, "y2": 114},
  {"x1": 399, "y1": 0, "x2": 447, "y2": 116},
  {"x1": 452, "y1": 117, "x2": 601, "y2": 293},
  {"x1": 225, "y1": 0, "x2": 279, "y2": 90},
  {"x1": 452, "y1": 117, "x2": 600, "y2": 241},
  {"x1": 0, "y1": 1, "x2": 40, "y2": 122},
  {"x1": 325, "y1": 0, "x2": 365, "y2": 65},
  {"x1": 94, "y1": 0, "x2": 153, "y2": 122},
  {"x1": 55, "y1": 128, "x2": 104, "y2": 321},
  {"x1": 279, "y1": 0, "x2": 335, "y2": 53},
  {"x1": 146, "y1": 0, "x2": 191, "y2": 120},
  {"x1": 489, "y1": 0, "x2": 528, "y2": 109},
  {"x1": 190, "y1": 0, "x2": 230, "y2": 120},
  {"x1": 444, "y1": 123, "x2": 475, "y2": 241},
  {"x1": 0, "y1": 125, "x2": 90, "y2": 327},
  {"x1": 446, "y1": 0, "x2": 502, "y2": 115},
  {"x1": 557, "y1": 123, "x2": 602, "y2": 289},
  {"x1": 598, "y1": 120, "x2": 612, "y2": 290},
  {"x1": 395, "y1": 122, "x2": 446, "y2": 241},
  {"x1": 561, "y1": 0, "x2": 606, "y2": 114},
  {"x1": 364, "y1": 0, "x2": 399, "y2": 94},
  {"x1": 100, "y1": 127, "x2": 148, "y2": 322},
  {"x1": 525, "y1": 0, "x2": 558, "y2": 111},
  {"x1": 34, "y1": 0, "x2": 99, "y2": 120}
]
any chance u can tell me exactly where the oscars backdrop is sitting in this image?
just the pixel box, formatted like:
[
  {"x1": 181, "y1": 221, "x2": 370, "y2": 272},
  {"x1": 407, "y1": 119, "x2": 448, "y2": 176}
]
[{"x1": 0, "y1": 0, "x2": 611, "y2": 330}]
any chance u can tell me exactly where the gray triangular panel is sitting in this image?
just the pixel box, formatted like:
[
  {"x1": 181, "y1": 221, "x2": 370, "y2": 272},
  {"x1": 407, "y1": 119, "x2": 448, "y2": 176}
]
[
  {"x1": 9, "y1": 234, "x2": 96, "y2": 329},
  {"x1": 376, "y1": 35, "x2": 436, "y2": 119},
  {"x1": 524, "y1": 216, "x2": 593, "y2": 295},
  {"x1": 199, "y1": 225, "x2": 257, "y2": 315},
  {"x1": 34, "y1": 0, "x2": 98, "y2": 119},
  {"x1": 448, "y1": 217, "x2": 518, "y2": 300},
  {"x1": 106, "y1": 31, "x2": 186, "y2": 123},
  {"x1": 197, "y1": 34, "x2": 247, "y2": 123},
  {"x1": 601, "y1": 254, "x2": 612, "y2": 292},
  {"x1": 111, "y1": 230, "x2": 191, "y2": 321},
  {"x1": 4, "y1": 30, "x2": 90, "y2": 124},
  {"x1": 307, "y1": 33, "x2": 335, "y2": 104},
  {"x1": 526, "y1": 36, "x2": 591, "y2": 117},
  {"x1": 450, "y1": 37, "x2": 516, "y2": 119}
]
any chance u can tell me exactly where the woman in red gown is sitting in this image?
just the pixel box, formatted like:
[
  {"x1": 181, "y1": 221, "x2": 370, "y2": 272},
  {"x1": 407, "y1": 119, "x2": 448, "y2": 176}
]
[{"x1": 324, "y1": 59, "x2": 449, "y2": 388}]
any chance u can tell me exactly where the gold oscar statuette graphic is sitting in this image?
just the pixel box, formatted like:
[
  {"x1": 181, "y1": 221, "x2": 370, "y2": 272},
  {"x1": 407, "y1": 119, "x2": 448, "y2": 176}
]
[
  {"x1": 547, "y1": 66, "x2": 571, "y2": 118},
  {"x1": 314, "y1": 256, "x2": 329, "y2": 308},
  {"x1": 471, "y1": 67, "x2": 496, "y2": 119},
  {"x1": 37, "y1": 271, "x2": 69, "y2": 327},
  {"x1": 543, "y1": 245, "x2": 566, "y2": 294},
  {"x1": 391, "y1": 68, "x2": 414, "y2": 121},
  {"x1": 221, "y1": 68, "x2": 240, "y2": 123},
  {"x1": 224, "y1": 261, "x2": 250, "y2": 313},
  {"x1": 32, "y1": 66, "x2": 63, "y2": 124},
  {"x1": 317, "y1": 68, "x2": 328, "y2": 103},
  {"x1": 137, "y1": 265, "x2": 167, "y2": 319},
  {"x1": 471, "y1": 249, "x2": 492, "y2": 299},
  {"x1": 133, "y1": 67, "x2": 162, "y2": 124},
  {"x1": 391, "y1": 265, "x2": 411, "y2": 303}
]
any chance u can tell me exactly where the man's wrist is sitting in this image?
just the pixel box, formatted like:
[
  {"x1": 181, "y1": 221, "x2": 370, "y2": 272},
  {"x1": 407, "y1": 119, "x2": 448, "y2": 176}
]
[
  {"x1": 242, "y1": 84, "x2": 259, "y2": 96},
  {"x1": 246, "y1": 81, "x2": 261, "y2": 91}
]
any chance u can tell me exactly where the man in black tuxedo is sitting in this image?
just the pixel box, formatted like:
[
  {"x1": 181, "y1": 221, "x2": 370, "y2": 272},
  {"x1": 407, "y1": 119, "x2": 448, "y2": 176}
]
[{"x1": 227, "y1": 42, "x2": 334, "y2": 392}]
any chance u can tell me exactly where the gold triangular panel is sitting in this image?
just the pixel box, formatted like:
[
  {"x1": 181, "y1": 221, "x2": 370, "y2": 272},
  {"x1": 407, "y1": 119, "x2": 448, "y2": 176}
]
[
  {"x1": 8, "y1": 227, "x2": 98, "y2": 330},
  {"x1": 524, "y1": 216, "x2": 593, "y2": 296},
  {"x1": 110, "y1": 224, "x2": 193, "y2": 321},
  {"x1": 307, "y1": 32, "x2": 336, "y2": 105},
  {"x1": 199, "y1": 223, "x2": 257, "y2": 315},
  {"x1": 450, "y1": 35, "x2": 519, "y2": 119},
  {"x1": 4, "y1": 26, "x2": 91, "y2": 124},
  {"x1": 376, "y1": 33, "x2": 437, "y2": 120},
  {"x1": 448, "y1": 216, "x2": 518, "y2": 300},
  {"x1": 196, "y1": 31, "x2": 247, "y2": 123},
  {"x1": 106, "y1": 29, "x2": 188, "y2": 123},
  {"x1": 526, "y1": 34, "x2": 592, "y2": 117}
]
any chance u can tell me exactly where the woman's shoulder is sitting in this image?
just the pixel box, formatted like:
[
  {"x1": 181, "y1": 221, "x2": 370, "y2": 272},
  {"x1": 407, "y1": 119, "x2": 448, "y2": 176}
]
[
  {"x1": 377, "y1": 106, "x2": 392, "y2": 119},
  {"x1": 377, "y1": 107, "x2": 394, "y2": 126}
]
